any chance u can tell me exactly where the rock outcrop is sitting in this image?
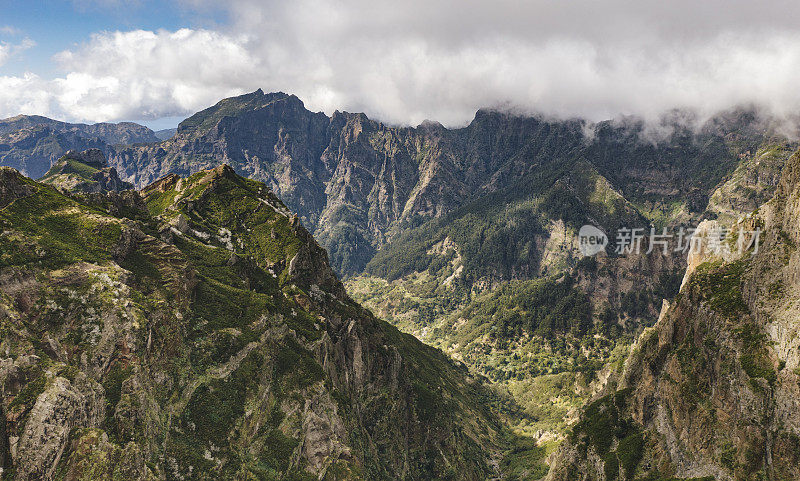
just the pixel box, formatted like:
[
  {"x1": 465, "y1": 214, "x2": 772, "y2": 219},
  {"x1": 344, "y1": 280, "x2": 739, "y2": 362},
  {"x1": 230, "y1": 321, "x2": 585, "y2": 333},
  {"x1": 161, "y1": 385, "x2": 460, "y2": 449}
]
[
  {"x1": 39, "y1": 149, "x2": 133, "y2": 193},
  {"x1": 0, "y1": 168, "x2": 35, "y2": 209},
  {"x1": 60, "y1": 149, "x2": 106, "y2": 169},
  {"x1": 15, "y1": 376, "x2": 105, "y2": 481},
  {"x1": 0, "y1": 402, "x2": 9, "y2": 475}
]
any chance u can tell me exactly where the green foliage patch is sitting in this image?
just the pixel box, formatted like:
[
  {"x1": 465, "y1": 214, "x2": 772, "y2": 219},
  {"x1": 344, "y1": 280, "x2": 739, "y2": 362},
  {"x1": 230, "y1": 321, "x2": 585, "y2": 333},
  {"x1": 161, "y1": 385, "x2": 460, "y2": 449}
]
[
  {"x1": 735, "y1": 324, "x2": 776, "y2": 385},
  {"x1": 569, "y1": 389, "x2": 645, "y2": 480},
  {"x1": 457, "y1": 275, "x2": 593, "y2": 341},
  {"x1": 0, "y1": 183, "x2": 122, "y2": 269},
  {"x1": 500, "y1": 437, "x2": 550, "y2": 480},
  {"x1": 691, "y1": 259, "x2": 749, "y2": 319}
]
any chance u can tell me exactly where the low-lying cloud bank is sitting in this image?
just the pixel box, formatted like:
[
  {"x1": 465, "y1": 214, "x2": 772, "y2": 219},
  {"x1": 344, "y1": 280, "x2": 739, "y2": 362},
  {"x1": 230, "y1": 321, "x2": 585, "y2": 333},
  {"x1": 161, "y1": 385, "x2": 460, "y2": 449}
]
[{"x1": 3, "y1": 0, "x2": 800, "y2": 127}]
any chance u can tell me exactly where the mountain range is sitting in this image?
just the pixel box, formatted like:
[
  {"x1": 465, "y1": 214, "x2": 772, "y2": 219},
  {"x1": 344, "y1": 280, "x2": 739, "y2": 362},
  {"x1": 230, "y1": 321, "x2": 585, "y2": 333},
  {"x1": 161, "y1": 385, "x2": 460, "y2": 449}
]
[
  {"x1": 2, "y1": 92, "x2": 800, "y2": 480},
  {"x1": 3, "y1": 91, "x2": 790, "y2": 277},
  {"x1": 0, "y1": 115, "x2": 160, "y2": 180}
]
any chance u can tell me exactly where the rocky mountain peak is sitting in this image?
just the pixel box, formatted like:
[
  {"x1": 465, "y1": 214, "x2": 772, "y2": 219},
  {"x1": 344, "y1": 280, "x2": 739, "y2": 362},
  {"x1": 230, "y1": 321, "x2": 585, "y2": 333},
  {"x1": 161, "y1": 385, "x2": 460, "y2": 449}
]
[
  {"x1": 208, "y1": 162, "x2": 237, "y2": 179},
  {"x1": 141, "y1": 164, "x2": 346, "y2": 298},
  {"x1": 174, "y1": 90, "x2": 298, "y2": 137},
  {"x1": 0, "y1": 167, "x2": 36, "y2": 208},
  {"x1": 417, "y1": 118, "x2": 445, "y2": 130},
  {"x1": 62, "y1": 148, "x2": 107, "y2": 168},
  {"x1": 140, "y1": 172, "x2": 181, "y2": 195},
  {"x1": 40, "y1": 148, "x2": 132, "y2": 193}
]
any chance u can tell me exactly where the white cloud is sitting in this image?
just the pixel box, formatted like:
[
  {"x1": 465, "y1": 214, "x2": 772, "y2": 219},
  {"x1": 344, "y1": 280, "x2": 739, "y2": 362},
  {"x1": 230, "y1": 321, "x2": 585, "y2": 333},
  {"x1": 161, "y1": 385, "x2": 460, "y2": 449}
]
[
  {"x1": 0, "y1": 73, "x2": 53, "y2": 115},
  {"x1": 51, "y1": 29, "x2": 260, "y2": 120},
  {"x1": 0, "y1": 26, "x2": 21, "y2": 36},
  {"x1": 5, "y1": 1, "x2": 800, "y2": 125},
  {"x1": 0, "y1": 37, "x2": 34, "y2": 68},
  {"x1": 211, "y1": 0, "x2": 800, "y2": 125},
  {"x1": 0, "y1": 29, "x2": 258, "y2": 121}
]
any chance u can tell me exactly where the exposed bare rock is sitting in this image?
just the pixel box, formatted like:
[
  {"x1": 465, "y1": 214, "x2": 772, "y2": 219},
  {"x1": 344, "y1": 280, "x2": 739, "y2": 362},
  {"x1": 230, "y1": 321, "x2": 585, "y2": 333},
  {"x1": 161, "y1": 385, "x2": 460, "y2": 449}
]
[
  {"x1": 39, "y1": 149, "x2": 133, "y2": 193},
  {"x1": 0, "y1": 168, "x2": 35, "y2": 209},
  {"x1": 0, "y1": 402, "x2": 9, "y2": 474},
  {"x1": 15, "y1": 376, "x2": 105, "y2": 481},
  {"x1": 62, "y1": 149, "x2": 107, "y2": 169}
]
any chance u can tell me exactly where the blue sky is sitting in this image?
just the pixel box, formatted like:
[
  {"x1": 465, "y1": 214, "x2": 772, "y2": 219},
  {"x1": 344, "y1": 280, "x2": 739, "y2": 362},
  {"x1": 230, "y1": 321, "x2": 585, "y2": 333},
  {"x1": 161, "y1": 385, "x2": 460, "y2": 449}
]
[
  {"x1": 0, "y1": 1, "x2": 210, "y2": 73},
  {"x1": 0, "y1": 0, "x2": 226, "y2": 129},
  {"x1": 2, "y1": 1, "x2": 800, "y2": 131}
]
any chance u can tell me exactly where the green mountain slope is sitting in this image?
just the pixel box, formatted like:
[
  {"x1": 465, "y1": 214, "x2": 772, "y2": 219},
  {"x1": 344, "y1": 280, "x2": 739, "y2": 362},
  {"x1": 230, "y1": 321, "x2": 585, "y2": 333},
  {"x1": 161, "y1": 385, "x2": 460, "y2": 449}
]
[
  {"x1": 347, "y1": 131, "x2": 792, "y2": 450},
  {"x1": 0, "y1": 162, "x2": 503, "y2": 480},
  {"x1": 347, "y1": 158, "x2": 680, "y2": 439}
]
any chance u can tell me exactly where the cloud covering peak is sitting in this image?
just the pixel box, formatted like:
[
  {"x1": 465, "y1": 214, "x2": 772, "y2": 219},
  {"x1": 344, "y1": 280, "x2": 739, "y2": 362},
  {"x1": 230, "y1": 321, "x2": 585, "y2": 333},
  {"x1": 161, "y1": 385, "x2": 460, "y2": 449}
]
[{"x1": 3, "y1": 0, "x2": 800, "y2": 126}]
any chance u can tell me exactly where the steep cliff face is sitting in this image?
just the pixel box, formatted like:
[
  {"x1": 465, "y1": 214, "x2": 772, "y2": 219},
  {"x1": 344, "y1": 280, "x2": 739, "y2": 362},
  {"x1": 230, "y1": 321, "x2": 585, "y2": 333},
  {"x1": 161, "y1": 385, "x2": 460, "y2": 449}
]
[
  {"x1": 96, "y1": 92, "x2": 789, "y2": 282},
  {"x1": 706, "y1": 143, "x2": 792, "y2": 224},
  {"x1": 547, "y1": 149, "x2": 800, "y2": 481},
  {"x1": 0, "y1": 165, "x2": 501, "y2": 480}
]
